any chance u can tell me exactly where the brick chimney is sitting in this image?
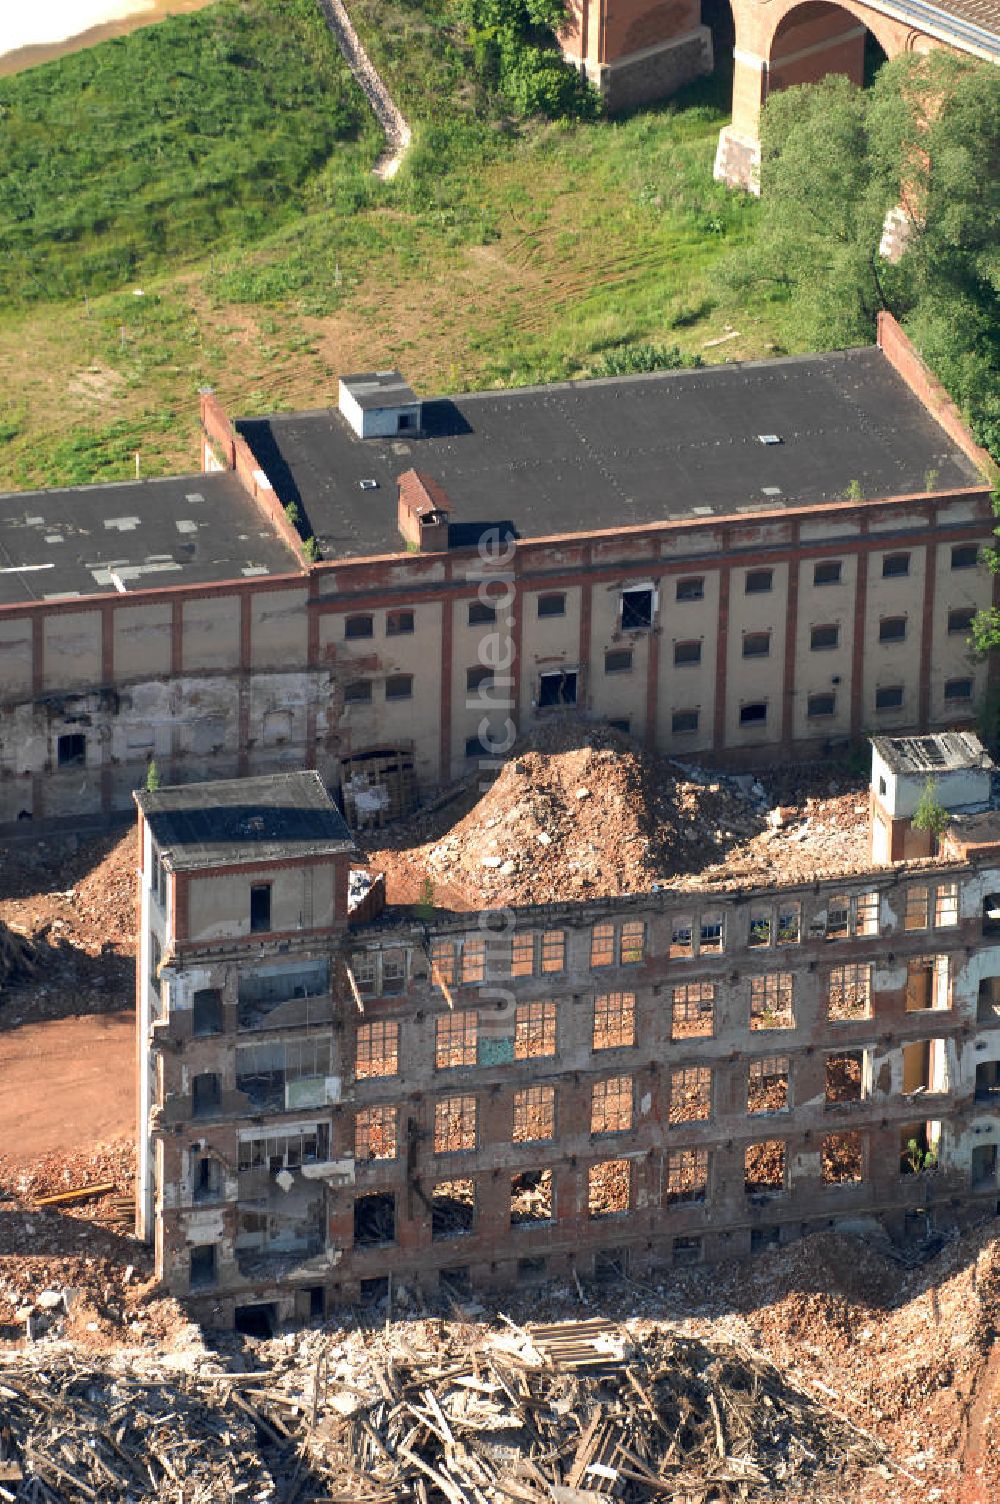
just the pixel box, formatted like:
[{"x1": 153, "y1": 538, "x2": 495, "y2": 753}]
[{"x1": 398, "y1": 470, "x2": 451, "y2": 552}]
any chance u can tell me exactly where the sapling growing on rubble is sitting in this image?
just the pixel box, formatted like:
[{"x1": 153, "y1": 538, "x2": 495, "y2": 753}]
[
  {"x1": 911, "y1": 776, "x2": 949, "y2": 844},
  {"x1": 145, "y1": 760, "x2": 161, "y2": 792}
]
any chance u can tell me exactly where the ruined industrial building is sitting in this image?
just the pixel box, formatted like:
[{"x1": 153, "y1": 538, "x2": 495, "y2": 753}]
[
  {"x1": 0, "y1": 314, "x2": 996, "y2": 830},
  {"x1": 131, "y1": 729, "x2": 1000, "y2": 1329}
]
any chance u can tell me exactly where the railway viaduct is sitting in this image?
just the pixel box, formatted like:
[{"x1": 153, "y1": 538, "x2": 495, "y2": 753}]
[{"x1": 560, "y1": 0, "x2": 1000, "y2": 188}]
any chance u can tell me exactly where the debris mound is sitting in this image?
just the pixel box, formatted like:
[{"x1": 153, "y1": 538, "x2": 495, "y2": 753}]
[
  {"x1": 365, "y1": 721, "x2": 870, "y2": 908},
  {"x1": 0, "y1": 1318, "x2": 888, "y2": 1502}
]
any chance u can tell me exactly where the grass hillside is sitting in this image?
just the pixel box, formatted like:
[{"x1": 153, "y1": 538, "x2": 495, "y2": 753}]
[{"x1": 0, "y1": 0, "x2": 783, "y2": 492}]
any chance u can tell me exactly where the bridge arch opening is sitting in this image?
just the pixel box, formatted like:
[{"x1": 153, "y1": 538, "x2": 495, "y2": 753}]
[{"x1": 715, "y1": 0, "x2": 896, "y2": 189}]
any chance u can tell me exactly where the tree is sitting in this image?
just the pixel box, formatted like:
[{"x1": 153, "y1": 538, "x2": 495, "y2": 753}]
[
  {"x1": 458, "y1": 0, "x2": 599, "y2": 119},
  {"x1": 911, "y1": 776, "x2": 949, "y2": 841},
  {"x1": 145, "y1": 759, "x2": 161, "y2": 793},
  {"x1": 725, "y1": 54, "x2": 1000, "y2": 460}
]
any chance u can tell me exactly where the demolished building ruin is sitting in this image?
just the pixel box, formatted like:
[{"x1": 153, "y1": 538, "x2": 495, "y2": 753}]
[{"x1": 134, "y1": 732, "x2": 1000, "y2": 1329}]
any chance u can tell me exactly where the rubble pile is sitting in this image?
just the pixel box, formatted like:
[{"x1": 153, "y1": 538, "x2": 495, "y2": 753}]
[
  {"x1": 365, "y1": 723, "x2": 874, "y2": 909},
  {"x1": 0, "y1": 829, "x2": 134, "y2": 1023},
  {"x1": 0, "y1": 1317, "x2": 889, "y2": 1503}
]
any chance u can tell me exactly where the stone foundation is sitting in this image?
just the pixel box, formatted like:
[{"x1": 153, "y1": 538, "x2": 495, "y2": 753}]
[
  {"x1": 713, "y1": 123, "x2": 760, "y2": 192},
  {"x1": 575, "y1": 28, "x2": 713, "y2": 113}
]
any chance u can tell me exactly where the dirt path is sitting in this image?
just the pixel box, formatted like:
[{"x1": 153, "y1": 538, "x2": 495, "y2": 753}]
[
  {"x1": 0, "y1": 1012, "x2": 134, "y2": 1164},
  {"x1": 316, "y1": 0, "x2": 411, "y2": 179},
  {"x1": 959, "y1": 1337, "x2": 1000, "y2": 1504}
]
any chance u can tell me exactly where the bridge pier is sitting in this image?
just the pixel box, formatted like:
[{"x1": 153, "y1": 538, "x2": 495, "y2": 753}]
[{"x1": 561, "y1": 0, "x2": 713, "y2": 112}]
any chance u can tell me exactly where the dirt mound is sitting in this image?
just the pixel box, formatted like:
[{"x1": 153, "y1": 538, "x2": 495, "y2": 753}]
[{"x1": 365, "y1": 721, "x2": 870, "y2": 909}]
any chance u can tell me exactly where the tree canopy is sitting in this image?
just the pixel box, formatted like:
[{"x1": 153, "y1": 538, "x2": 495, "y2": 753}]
[
  {"x1": 457, "y1": 0, "x2": 599, "y2": 118},
  {"x1": 725, "y1": 53, "x2": 1000, "y2": 463}
]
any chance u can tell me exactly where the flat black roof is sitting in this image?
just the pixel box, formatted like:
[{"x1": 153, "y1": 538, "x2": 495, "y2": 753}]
[
  {"x1": 236, "y1": 347, "x2": 983, "y2": 561},
  {"x1": 0, "y1": 471, "x2": 299, "y2": 607},
  {"x1": 136, "y1": 770, "x2": 354, "y2": 870}
]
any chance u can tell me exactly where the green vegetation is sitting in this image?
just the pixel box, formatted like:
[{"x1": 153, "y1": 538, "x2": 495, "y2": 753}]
[
  {"x1": 912, "y1": 777, "x2": 950, "y2": 841},
  {"x1": 726, "y1": 53, "x2": 1000, "y2": 464},
  {"x1": 145, "y1": 760, "x2": 162, "y2": 793},
  {"x1": 0, "y1": 0, "x2": 378, "y2": 304},
  {"x1": 459, "y1": 0, "x2": 598, "y2": 119}
]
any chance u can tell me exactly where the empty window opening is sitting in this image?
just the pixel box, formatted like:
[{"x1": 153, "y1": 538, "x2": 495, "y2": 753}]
[
  {"x1": 467, "y1": 665, "x2": 493, "y2": 695},
  {"x1": 538, "y1": 670, "x2": 578, "y2": 707},
  {"x1": 385, "y1": 674, "x2": 413, "y2": 701},
  {"x1": 906, "y1": 955, "x2": 950, "y2": 1012},
  {"x1": 588, "y1": 1159, "x2": 631, "y2": 1217},
  {"x1": 671, "y1": 914, "x2": 694, "y2": 958},
  {"x1": 591, "y1": 1075, "x2": 633, "y2": 1135},
  {"x1": 537, "y1": 593, "x2": 566, "y2": 618},
  {"x1": 699, "y1": 913, "x2": 724, "y2": 954},
  {"x1": 945, "y1": 677, "x2": 974, "y2": 702},
  {"x1": 607, "y1": 717, "x2": 631, "y2": 734},
  {"x1": 811, "y1": 623, "x2": 839, "y2": 651},
  {"x1": 745, "y1": 569, "x2": 773, "y2": 594},
  {"x1": 468, "y1": 600, "x2": 496, "y2": 625},
  {"x1": 875, "y1": 685, "x2": 904, "y2": 711},
  {"x1": 676, "y1": 576, "x2": 704, "y2": 602},
  {"x1": 236, "y1": 1037, "x2": 332, "y2": 1112},
  {"x1": 672, "y1": 709, "x2": 700, "y2": 734},
  {"x1": 814, "y1": 560, "x2": 842, "y2": 586},
  {"x1": 977, "y1": 977, "x2": 1000, "y2": 1023},
  {"x1": 666, "y1": 1149, "x2": 708, "y2": 1205},
  {"x1": 621, "y1": 921, "x2": 645, "y2": 964},
  {"x1": 808, "y1": 693, "x2": 836, "y2": 718},
  {"x1": 436, "y1": 1010, "x2": 478, "y2": 1069},
  {"x1": 856, "y1": 891, "x2": 880, "y2": 935},
  {"x1": 948, "y1": 606, "x2": 975, "y2": 635},
  {"x1": 605, "y1": 649, "x2": 633, "y2": 674},
  {"x1": 359, "y1": 1277, "x2": 390, "y2": 1306},
  {"x1": 237, "y1": 1126, "x2": 330, "y2": 1175},
  {"x1": 975, "y1": 1062, "x2": 1000, "y2": 1102},
  {"x1": 882, "y1": 553, "x2": 910, "y2": 578},
  {"x1": 905, "y1": 885, "x2": 930, "y2": 931},
  {"x1": 971, "y1": 1143, "x2": 998, "y2": 1187},
  {"x1": 740, "y1": 702, "x2": 768, "y2": 726},
  {"x1": 518, "y1": 1256, "x2": 548, "y2": 1279},
  {"x1": 671, "y1": 982, "x2": 715, "y2": 1039},
  {"x1": 237, "y1": 962, "x2": 330, "y2": 1031},
  {"x1": 750, "y1": 973, "x2": 794, "y2": 1030},
  {"x1": 593, "y1": 992, "x2": 636, "y2": 1050},
  {"x1": 822, "y1": 1131, "x2": 863, "y2": 1183},
  {"x1": 541, "y1": 929, "x2": 566, "y2": 973},
  {"x1": 434, "y1": 1094, "x2": 477, "y2": 1153},
  {"x1": 594, "y1": 1248, "x2": 630, "y2": 1284},
  {"x1": 432, "y1": 1179, "x2": 475, "y2": 1239},
  {"x1": 386, "y1": 609, "x2": 414, "y2": 636},
  {"x1": 748, "y1": 907, "x2": 772, "y2": 948},
  {"x1": 355, "y1": 1019, "x2": 399, "y2": 1078},
  {"x1": 192, "y1": 1072, "x2": 221, "y2": 1118},
  {"x1": 777, "y1": 903, "x2": 801, "y2": 944},
  {"x1": 234, "y1": 1302, "x2": 275, "y2": 1337},
  {"x1": 511, "y1": 1169, "x2": 552, "y2": 1226},
  {"x1": 345, "y1": 613, "x2": 374, "y2": 639},
  {"x1": 899, "y1": 1122, "x2": 939, "y2": 1175},
  {"x1": 354, "y1": 1193, "x2": 396, "y2": 1247},
  {"x1": 510, "y1": 932, "x2": 535, "y2": 977},
  {"x1": 192, "y1": 988, "x2": 223, "y2": 1036},
  {"x1": 192, "y1": 1154, "x2": 222, "y2": 1204},
  {"x1": 514, "y1": 1000, "x2": 556, "y2": 1059},
  {"x1": 57, "y1": 733, "x2": 86, "y2": 767},
  {"x1": 355, "y1": 1105, "x2": 398, "y2": 1161},
  {"x1": 879, "y1": 616, "x2": 907, "y2": 643},
  {"x1": 751, "y1": 1226, "x2": 781, "y2": 1254},
  {"x1": 748, "y1": 1056, "x2": 789, "y2": 1114},
  {"x1": 984, "y1": 894, "x2": 1000, "y2": 937},
  {"x1": 825, "y1": 1051, "x2": 866, "y2": 1105},
  {"x1": 430, "y1": 939, "x2": 456, "y2": 987},
  {"x1": 621, "y1": 588, "x2": 654, "y2": 630},
  {"x1": 903, "y1": 1038, "x2": 949, "y2": 1095},
  {"x1": 745, "y1": 1141, "x2": 785, "y2": 1195},
  {"x1": 591, "y1": 922, "x2": 615, "y2": 968},
  {"x1": 674, "y1": 640, "x2": 702, "y2": 666},
  {"x1": 743, "y1": 631, "x2": 771, "y2": 659},
  {"x1": 952, "y1": 544, "x2": 979, "y2": 570},
  {"x1": 249, "y1": 884, "x2": 271, "y2": 934},
  {"x1": 189, "y1": 1244, "x2": 218, "y2": 1290},
  {"x1": 513, "y1": 1084, "x2": 555, "y2": 1143},
  {"x1": 669, "y1": 1066, "x2": 712, "y2": 1124},
  {"x1": 673, "y1": 1235, "x2": 702, "y2": 1266},
  {"x1": 461, "y1": 937, "x2": 486, "y2": 985},
  {"x1": 825, "y1": 895, "x2": 850, "y2": 940},
  {"x1": 935, "y1": 883, "x2": 958, "y2": 928},
  {"x1": 828, "y1": 963, "x2": 873, "y2": 1021}
]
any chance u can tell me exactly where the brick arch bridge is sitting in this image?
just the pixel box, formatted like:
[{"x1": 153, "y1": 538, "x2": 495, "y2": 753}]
[{"x1": 560, "y1": 0, "x2": 1000, "y2": 189}]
